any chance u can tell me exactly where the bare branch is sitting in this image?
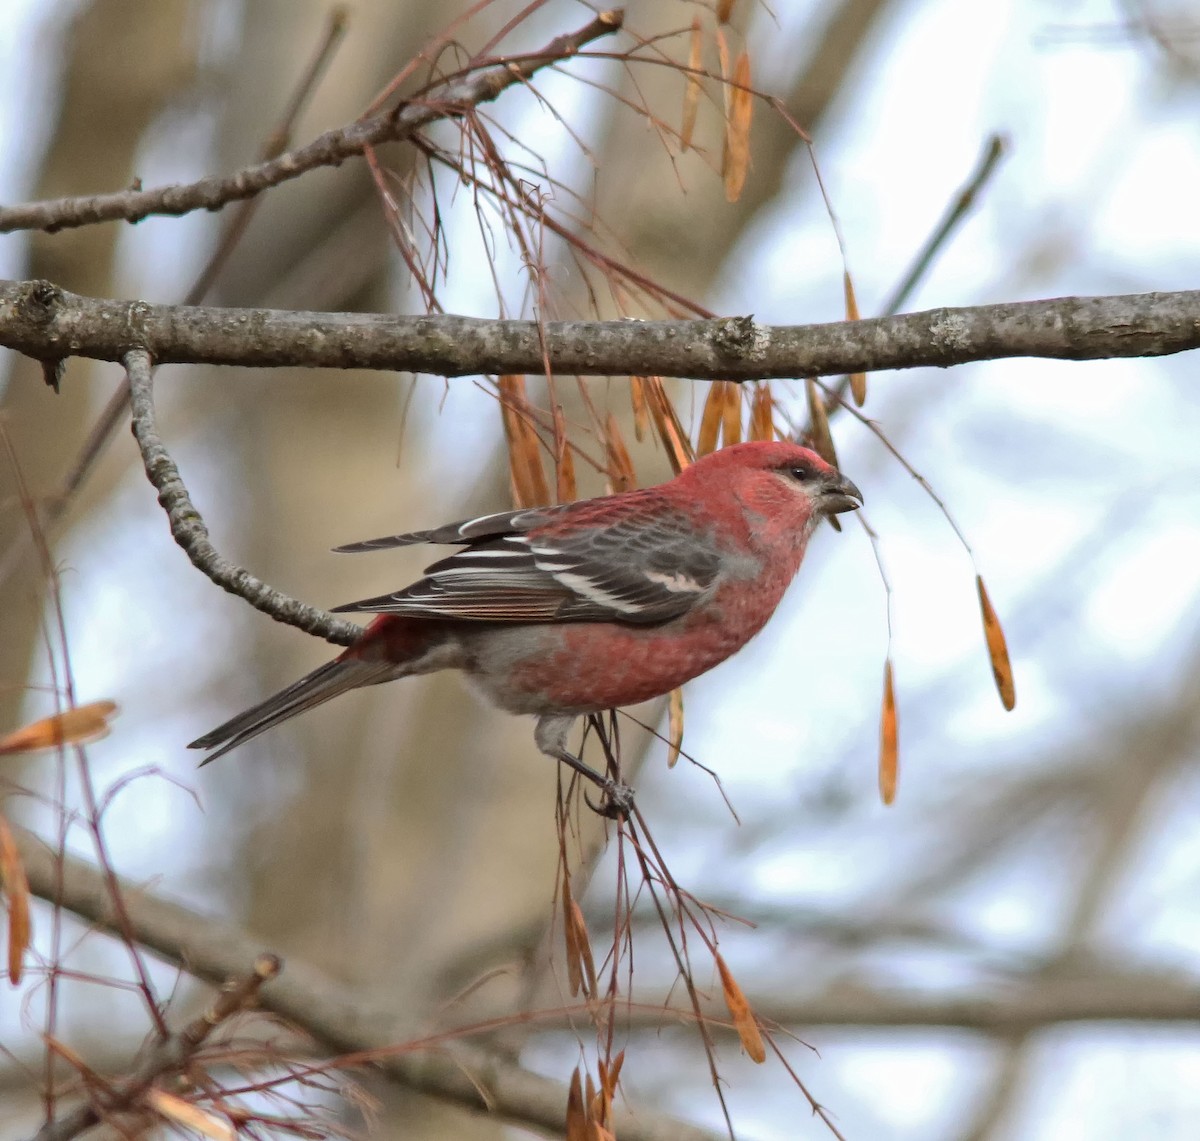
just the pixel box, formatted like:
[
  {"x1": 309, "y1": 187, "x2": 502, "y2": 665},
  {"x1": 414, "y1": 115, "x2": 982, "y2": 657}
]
[
  {"x1": 14, "y1": 826, "x2": 725, "y2": 1141},
  {"x1": 124, "y1": 349, "x2": 363, "y2": 646},
  {"x1": 600, "y1": 966, "x2": 1200, "y2": 1035},
  {"x1": 0, "y1": 10, "x2": 625, "y2": 235},
  {"x1": 2, "y1": 280, "x2": 1196, "y2": 380}
]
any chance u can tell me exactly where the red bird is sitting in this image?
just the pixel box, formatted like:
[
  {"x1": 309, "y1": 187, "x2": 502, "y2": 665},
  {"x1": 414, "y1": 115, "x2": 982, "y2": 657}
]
[{"x1": 190, "y1": 441, "x2": 861, "y2": 805}]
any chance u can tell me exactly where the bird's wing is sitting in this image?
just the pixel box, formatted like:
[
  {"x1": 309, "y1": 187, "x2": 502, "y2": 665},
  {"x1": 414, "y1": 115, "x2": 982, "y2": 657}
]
[
  {"x1": 332, "y1": 500, "x2": 723, "y2": 625},
  {"x1": 333, "y1": 506, "x2": 561, "y2": 552}
]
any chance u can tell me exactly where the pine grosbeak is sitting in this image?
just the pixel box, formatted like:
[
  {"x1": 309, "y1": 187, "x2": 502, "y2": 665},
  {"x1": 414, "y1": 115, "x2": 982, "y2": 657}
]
[{"x1": 190, "y1": 441, "x2": 862, "y2": 805}]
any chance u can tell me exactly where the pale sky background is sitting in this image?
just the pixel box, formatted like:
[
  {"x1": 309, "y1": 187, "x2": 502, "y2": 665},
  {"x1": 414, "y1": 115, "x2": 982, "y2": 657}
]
[{"x1": 4, "y1": 1, "x2": 1200, "y2": 1138}]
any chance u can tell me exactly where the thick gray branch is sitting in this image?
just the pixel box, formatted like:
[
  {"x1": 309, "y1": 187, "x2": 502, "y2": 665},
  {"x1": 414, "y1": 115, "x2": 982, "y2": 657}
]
[
  {"x1": 14, "y1": 826, "x2": 722, "y2": 1141},
  {"x1": 0, "y1": 10, "x2": 624, "y2": 234},
  {"x1": 2, "y1": 280, "x2": 1197, "y2": 379}
]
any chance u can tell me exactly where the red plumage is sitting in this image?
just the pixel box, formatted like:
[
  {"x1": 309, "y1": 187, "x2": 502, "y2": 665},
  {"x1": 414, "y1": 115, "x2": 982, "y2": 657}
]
[{"x1": 190, "y1": 441, "x2": 862, "y2": 801}]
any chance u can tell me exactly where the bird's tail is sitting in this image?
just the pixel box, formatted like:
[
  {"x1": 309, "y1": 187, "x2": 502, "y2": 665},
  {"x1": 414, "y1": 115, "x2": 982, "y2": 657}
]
[{"x1": 189, "y1": 658, "x2": 394, "y2": 764}]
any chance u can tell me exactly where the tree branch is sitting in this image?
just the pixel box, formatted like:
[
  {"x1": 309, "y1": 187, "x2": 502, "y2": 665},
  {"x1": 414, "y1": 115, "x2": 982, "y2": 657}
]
[
  {"x1": 593, "y1": 965, "x2": 1200, "y2": 1036},
  {"x1": 2, "y1": 280, "x2": 1197, "y2": 379},
  {"x1": 124, "y1": 349, "x2": 362, "y2": 645},
  {"x1": 14, "y1": 826, "x2": 724, "y2": 1141},
  {"x1": 738, "y1": 967, "x2": 1200, "y2": 1031},
  {"x1": 0, "y1": 10, "x2": 625, "y2": 235}
]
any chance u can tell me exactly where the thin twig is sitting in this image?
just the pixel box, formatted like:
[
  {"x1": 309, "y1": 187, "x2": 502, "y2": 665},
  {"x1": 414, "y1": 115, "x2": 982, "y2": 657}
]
[
  {"x1": 30, "y1": 956, "x2": 282, "y2": 1141},
  {"x1": 1, "y1": 424, "x2": 172, "y2": 1049},
  {"x1": 880, "y1": 133, "x2": 1008, "y2": 318},
  {"x1": 0, "y1": 10, "x2": 624, "y2": 234},
  {"x1": 824, "y1": 132, "x2": 1009, "y2": 412},
  {"x1": 182, "y1": 5, "x2": 351, "y2": 306},
  {"x1": 124, "y1": 349, "x2": 363, "y2": 645},
  {"x1": 12, "y1": 826, "x2": 725, "y2": 1141}
]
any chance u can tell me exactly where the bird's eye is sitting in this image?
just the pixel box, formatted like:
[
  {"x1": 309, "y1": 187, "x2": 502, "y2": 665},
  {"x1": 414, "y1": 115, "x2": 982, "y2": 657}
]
[{"x1": 788, "y1": 466, "x2": 811, "y2": 481}]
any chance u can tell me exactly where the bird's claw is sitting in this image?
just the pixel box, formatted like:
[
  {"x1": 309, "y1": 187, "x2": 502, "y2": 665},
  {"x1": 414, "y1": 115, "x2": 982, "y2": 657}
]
[{"x1": 585, "y1": 778, "x2": 635, "y2": 819}]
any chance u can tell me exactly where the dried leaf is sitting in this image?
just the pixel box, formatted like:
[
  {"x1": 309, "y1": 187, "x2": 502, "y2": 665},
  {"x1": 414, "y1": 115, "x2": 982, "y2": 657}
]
[
  {"x1": 749, "y1": 383, "x2": 774, "y2": 441},
  {"x1": 585, "y1": 1073, "x2": 598, "y2": 1124},
  {"x1": 497, "y1": 376, "x2": 550, "y2": 508},
  {"x1": 569, "y1": 899, "x2": 598, "y2": 998},
  {"x1": 879, "y1": 659, "x2": 899, "y2": 805},
  {"x1": 552, "y1": 405, "x2": 577, "y2": 503},
  {"x1": 604, "y1": 1049, "x2": 625, "y2": 1095},
  {"x1": 561, "y1": 878, "x2": 583, "y2": 998},
  {"x1": 977, "y1": 576, "x2": 1016, "y2": 711},
  {"x1": 645, "y1": 377, "x2": 694, "y2": 473},
  {"x1": 596, "y1": 1051, "x2": 623, "y2": 1125},
  {"x1": 715, "y1": 951, "x2": 765, "y2": 1063},
  {"x1": 0, "y1": 814, "x2": 30, "y2": 985},
  {"x1": 697, "y1": 383, "x2": 726, "y2": 457},
  {"x1": 717, "y1": 0, "x2": 737, "y2": 23},
  {"x1": 804, "y1": 379, "x2": 838, "y2": 469},
  {"x1": 681, "y1": 17, "x2": 702, "y2": 152},
  {"x1": 146, "y1": 1091, "x2": 234, "y2": 1141},
  {"x1": 723, "y1": 381, "x2": 743, "y2": 445},
  {"x1": 844, "y1": 271, "x2": 867, "y2": 406},
  {"x1": 667, "y1": 689, "x2": 684, "y2": 768},
  {"x1": 591, "y1": 1078, "x2": 612, "y2": 1129},
  {"x1": 843, "y1": 270, "x2": 861, "y2": 320},
  {"x1": 0, "y1": 700, "x2": 118, "y2": 755},
  {"x1": 715, "y1": 27, "x2": 730, "y2": 112},
  {"x1": 557, "y1": 444, "x2": 577, "y2": 503},
  {"x1": 604, "y1": 414, "x2": 636, "y2": 493},
  {"x1": 723, "y1": 52, "x2": 753, "y2": 202},
  {"x1": 629, "y1": 376, "x2": 650, "y2": 442},
  {"x1": 567, "y1": 1068, "x2": 588, "y2": 1141}
]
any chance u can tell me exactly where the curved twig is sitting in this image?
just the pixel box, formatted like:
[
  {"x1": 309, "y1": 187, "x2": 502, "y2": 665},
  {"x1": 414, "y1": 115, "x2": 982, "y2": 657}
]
[{"x1": 125, "y1": 349, "x2": 363, "y2": 645}]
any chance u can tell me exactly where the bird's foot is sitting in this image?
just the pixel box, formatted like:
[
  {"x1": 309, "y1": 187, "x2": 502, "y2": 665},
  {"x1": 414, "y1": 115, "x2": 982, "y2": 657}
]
[
  {"x1": 555, "y1": 749, "x2": 635, "y2": 818},
  {"x1": 586, "y1": 778, "x2": 635, "y2": 819}
]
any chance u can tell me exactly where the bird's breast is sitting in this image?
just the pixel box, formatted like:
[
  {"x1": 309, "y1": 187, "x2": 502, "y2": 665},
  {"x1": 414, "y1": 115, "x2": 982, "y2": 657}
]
[{"x1": 468, "y1": 568, "x2": 797, "y2": 716}]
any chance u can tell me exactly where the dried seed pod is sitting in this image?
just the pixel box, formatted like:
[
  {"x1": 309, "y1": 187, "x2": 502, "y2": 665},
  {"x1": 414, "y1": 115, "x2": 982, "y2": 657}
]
[
  {"x1": 667, "y1": 688, "x2": 684, "y2": 768},
  {"x1": 497, "y1": 376, "x2": 549, "y2": 507},
  {"x1": 645, "y1": 377, "x2": 694, "y2": 473},
  {"x1": 681, "y1": 17, "x2": 702, "y2": 152},
  {"x1": 0, "y1": 699, "x2": 118, "y2": 754},
  {"x1": 715, "y1": 951, "x2": 766, "y2": 1062},
  {"x1": 749, "y1": 383, "x2": 774, "y2": 441},
  {"x1": 604, "y1": 413, "x2": 636, "y2": 493},
  {"x1": 879, "y1": 660, "x2": 899, "y2": 805},
  {"x1": 977, "y1": 575, "x2": 1016, "y2": 710},
  {"x1": 844, "y1": 271, "x2": 867, "y2": 406},
  {"x1": 697, "y1": 382, "x2": 725, "y2": 457},
  {"x1": 0, "y1": 815, "x2": 30, "y2": 985},
  {"x1": 720, "y1": 381, "x2": 742, "y2": 446},
  {"x1": 722, "y1": 52, "x2": 752, "y2": 202}
]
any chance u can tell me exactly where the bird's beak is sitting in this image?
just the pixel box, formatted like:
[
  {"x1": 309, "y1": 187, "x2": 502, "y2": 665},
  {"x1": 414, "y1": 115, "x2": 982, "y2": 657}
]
[{"x1": 819, "y1": 471, "x2": 864, "y2": 515}]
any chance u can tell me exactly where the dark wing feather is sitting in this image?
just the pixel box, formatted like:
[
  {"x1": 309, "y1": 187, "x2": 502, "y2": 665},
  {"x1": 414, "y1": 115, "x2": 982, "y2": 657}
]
[
  {"x1": 332, "y1": 502, "x2": 723, "y2": 626},
  {"x1": 333, "y1": 506, "x2": 560, "y2": 553}
]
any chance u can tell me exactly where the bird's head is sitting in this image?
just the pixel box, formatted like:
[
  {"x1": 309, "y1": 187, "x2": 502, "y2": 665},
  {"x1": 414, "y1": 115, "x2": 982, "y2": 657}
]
[{"x1": 683, "y1": 440, "x2": 863, "y2": 537}]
